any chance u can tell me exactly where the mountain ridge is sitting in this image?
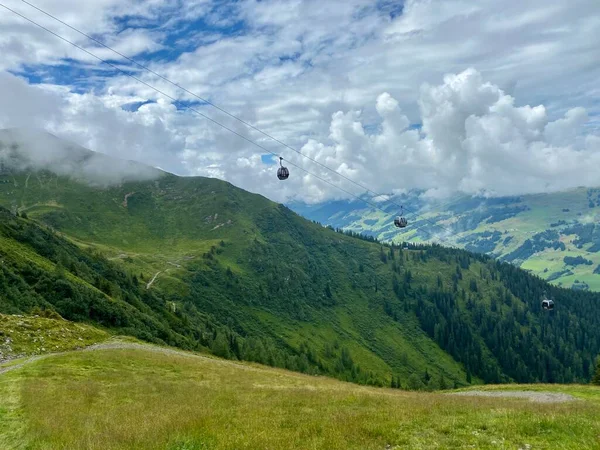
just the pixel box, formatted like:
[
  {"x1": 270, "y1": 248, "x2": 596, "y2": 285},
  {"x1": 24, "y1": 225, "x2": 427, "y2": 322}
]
[{"x1": 0, "y1": 131, "x2": 599, "y2": 388}]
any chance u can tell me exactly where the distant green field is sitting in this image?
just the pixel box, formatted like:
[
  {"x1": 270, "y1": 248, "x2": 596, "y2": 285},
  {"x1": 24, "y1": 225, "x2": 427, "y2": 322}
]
[{"x1": 1, "y1": 341, "x2": 599, "y2": 450}]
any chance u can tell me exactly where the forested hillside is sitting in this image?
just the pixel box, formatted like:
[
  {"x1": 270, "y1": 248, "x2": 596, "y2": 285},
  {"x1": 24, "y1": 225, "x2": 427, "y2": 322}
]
[
  {"x1": 291, "y1": 189, "x2": 600, "y2": 291},
  {"x1": 1, "y1": 134, "x2": 600, "y2": 388}
]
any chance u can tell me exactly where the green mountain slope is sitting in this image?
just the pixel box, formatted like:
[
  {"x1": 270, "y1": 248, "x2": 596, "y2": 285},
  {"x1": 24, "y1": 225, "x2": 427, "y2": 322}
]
[
  {"x1": 290, "y1": 189, "x2": 600, "y2": 291},
  {"x1": 1, "y1": 130, "x2": 600, "y2": 388}
]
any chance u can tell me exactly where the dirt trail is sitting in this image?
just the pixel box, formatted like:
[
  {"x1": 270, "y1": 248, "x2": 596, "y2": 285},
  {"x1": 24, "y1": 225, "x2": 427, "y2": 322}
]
[
  {"x1": 0, "y1": 340, "x2": 259, "y2": 376},
  {"x1": 450, "y1": 390, "x2": 578, "y2": 403},
  {"x1": 146, "y1": 271, "x2": 162, "y2": 289},
  {"x1": 0, "y1": 355, "x2": 45, "y2": 375},
  {"x1": 122, "y1": 192, "x2": 135, "y2": 208}
]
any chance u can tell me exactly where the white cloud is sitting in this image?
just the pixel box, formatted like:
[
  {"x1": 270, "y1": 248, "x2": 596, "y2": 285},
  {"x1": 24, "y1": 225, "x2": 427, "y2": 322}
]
[
  {"x1": 0, "y1": 0, "x2": 599, "y2": 204},
  {"x1": 286, "y1": 67, "x2": 600, "y2": 201},
  {"x1": 0, "y1": 72, "x2": 186, "y2": 175}
]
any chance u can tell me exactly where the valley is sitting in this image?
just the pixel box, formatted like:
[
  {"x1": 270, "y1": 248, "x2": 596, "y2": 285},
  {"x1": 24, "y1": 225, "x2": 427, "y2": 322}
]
[
  {"x1": 1, "y1": 0, "x2": 599, "y2": 446},
  {"x1": 0, "y1": 131, "x2": 600, "y2": 448},
  {"x1": 290, "y1": 189, "x2": 600, "y2": 291}
]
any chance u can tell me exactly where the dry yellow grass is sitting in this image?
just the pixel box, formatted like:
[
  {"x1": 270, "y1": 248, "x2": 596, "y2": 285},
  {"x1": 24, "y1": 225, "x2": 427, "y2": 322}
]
[{"x1": 1, "y1": 341, "x2": 599, "y2": 449}]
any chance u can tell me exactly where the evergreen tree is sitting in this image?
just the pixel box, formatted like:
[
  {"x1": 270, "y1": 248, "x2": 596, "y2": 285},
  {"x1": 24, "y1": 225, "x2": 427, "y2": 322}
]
[
  {"x1": 592, "y1": 357, "x2": 600, "y2": 386},
  {"x1": 423, "y1": 369, "x2": 431, "y2": 383},
  {"x1": 439, "y1": 375, "x2": 447, "y2": 390},
  {"x1": 210, "y1": 332, "x2": 231, "y2": 359}
]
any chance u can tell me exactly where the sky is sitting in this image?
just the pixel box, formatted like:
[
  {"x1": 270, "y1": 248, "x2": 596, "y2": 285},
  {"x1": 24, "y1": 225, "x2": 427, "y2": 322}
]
[{"x1": 0, "y1": 0, "x2": 599, "y2": 204}]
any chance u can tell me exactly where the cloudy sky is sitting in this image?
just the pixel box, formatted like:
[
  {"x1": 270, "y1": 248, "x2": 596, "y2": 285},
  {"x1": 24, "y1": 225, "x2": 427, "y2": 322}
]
[{"x1": 0, "y1": 0, "x2": 599, "y2": 203}]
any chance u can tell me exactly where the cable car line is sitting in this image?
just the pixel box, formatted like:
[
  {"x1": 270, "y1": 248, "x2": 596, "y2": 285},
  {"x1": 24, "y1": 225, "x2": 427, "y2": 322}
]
[
  {"x1": 0, "y1": 2, "x2": 418, "y2": 239},
  {"x1": 11, "y1": 0, "x2": 463, "y2": 241},
  {"x1": 1, "y1": 1, "x2": 458, "y2": 245},
  {"x1": 15, "y1": 0, "x2": 420, "y2": 219}
]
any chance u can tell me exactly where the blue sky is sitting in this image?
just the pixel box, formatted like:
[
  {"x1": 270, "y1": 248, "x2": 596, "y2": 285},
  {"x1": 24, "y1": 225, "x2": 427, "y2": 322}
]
[{"x1": 1, "y1": 0, "x2": 600, "y2": 203}]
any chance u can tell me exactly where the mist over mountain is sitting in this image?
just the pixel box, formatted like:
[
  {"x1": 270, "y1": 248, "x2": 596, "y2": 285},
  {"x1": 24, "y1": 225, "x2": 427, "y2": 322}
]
[{"x1": 0, "y1": 128, "x2": 164, "y2": 186}]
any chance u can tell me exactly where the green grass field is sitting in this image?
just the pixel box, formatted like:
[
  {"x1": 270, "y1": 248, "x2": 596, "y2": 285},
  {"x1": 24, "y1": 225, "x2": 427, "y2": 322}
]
[{"x1": 1, "y1": 339, "x2": 599, "y2": 450}]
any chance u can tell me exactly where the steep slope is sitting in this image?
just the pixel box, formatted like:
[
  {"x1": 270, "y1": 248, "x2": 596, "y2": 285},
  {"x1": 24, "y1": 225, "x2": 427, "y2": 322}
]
[
  {"x1": 1, "y1": 130, "x2": 600, "y2": 388},
  {"x1": 290, "y1": 189, "x2": 600, "y2": 290}
]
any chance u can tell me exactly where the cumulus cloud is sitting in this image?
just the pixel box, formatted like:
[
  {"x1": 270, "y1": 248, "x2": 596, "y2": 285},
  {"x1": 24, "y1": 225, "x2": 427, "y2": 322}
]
[
  {"x1": 2, "y1": 65, "x2": 600, "y2": 202},
  {"x1": 0, "y1": 0, "x2": 599, "y2": 203},
  {"x1": 0, "y1": 72, "x2": 185, "y2": 183},
  {"x1": 296, "y1": 68, "x2": 600, "y2": 200}
]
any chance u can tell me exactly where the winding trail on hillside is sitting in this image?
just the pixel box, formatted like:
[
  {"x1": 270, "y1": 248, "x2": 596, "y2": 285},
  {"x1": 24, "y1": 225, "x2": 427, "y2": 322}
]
[
  {"x1": 0, "y1": 355, "x2": 45, "y2": 375},
  {"x1": 146, "y1": 271, "x2": 162, "y2": 289}
]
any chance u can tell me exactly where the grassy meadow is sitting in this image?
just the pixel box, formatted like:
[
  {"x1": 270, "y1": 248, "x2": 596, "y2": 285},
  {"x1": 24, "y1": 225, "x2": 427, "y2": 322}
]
[
  {"x1": 0, "y1": 314, "x2": 109, "y2": 362},
  {"x1": 1, "y1": 339, "x2": 599, "y2": 450}
]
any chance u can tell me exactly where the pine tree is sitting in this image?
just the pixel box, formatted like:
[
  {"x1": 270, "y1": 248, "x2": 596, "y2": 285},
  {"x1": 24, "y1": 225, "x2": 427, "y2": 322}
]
[
  {"x1": 439, "y1": 375, "x2": 447, "y2": 390},
  {"x1": 380, "y1": 247, "x2": 387, "y2": 263},
  {"x1": 210, "y1": 332, "x2": 231, "y2": 359},
  {"x1": 592, "y1": 356, "x2": 600, "y2": 386},
  {"x1": 423, "y1": 369, "x2": 431, "y2": 383}
]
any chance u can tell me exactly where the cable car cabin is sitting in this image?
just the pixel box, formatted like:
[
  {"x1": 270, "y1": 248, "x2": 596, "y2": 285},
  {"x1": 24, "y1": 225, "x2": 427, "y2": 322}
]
[
  {"x1": 277, "y1": 157, "x2": 289, "y2": 180},
  {"x1": 277, "y1": 166, "x2": 289, "y2": 180},
  {"x1": 394, "y1": 216, "x2": 408, "y2": 228},
  {"x1": 542, "y1": 299, "x2": 554, "y2": 311}
]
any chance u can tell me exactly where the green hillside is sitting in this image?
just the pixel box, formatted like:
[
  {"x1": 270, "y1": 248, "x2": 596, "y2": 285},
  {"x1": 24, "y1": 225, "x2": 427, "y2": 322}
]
[
  {"x1": 2, "y1": 339, "x2": 599, "y2": 449},
  {"x1": 291, "y1": 189, "x2": 600, "y2": 291},
  {"x1": 1, "y1": 132, "x2": 600, "y2": 389}
]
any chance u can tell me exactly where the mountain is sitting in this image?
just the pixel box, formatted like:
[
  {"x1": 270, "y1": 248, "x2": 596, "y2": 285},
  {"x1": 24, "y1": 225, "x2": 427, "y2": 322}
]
[
  {"x1": 289, "y1": 189, "x2": 600, "y2": 291},
  {"x1": 0, "y1": 128, "x2": 163, "y2": 187},
  {"x1": 1, "y1": 129, "x2": 600, "y2": 388}
]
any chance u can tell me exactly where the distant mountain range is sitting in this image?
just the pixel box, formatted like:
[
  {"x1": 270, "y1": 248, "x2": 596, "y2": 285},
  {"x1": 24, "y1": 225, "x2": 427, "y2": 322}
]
[{"x1": 289, "y1": 188, "x2": 600, "y2": 291}]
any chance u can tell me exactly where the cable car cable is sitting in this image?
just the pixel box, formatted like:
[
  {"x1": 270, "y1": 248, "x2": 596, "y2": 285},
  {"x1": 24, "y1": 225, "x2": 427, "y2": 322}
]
[
  {"x1": 1, "y1": 1, "x2": 458, "y2": 244},
  {"x1": 15, "y1": 0, "x2": 426, "y2": 221},
  {"x1": 10, "y1": 0, "x2": 463, "y2": 241}
]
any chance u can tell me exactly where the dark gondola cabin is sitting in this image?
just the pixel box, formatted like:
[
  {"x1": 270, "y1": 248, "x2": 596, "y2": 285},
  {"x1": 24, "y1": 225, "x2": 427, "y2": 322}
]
[
  {"x1": 277, "y1": 157, "x2": 289, "y2": 180},
  {"x1": 394, "y1": 216, "x2": 407, "y2": 228},
  {"x1": 542, "y1": 299, "x2": 554, "y2": 310}
]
